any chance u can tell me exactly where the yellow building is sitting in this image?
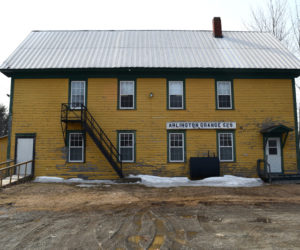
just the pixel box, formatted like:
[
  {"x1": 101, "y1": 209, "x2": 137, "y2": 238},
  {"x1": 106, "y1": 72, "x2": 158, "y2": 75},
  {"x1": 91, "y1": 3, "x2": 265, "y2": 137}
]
[
  {"x1": 0, "y1": 136, "x2": 7, "y2": 163},
  {"x1": 1, "y1": 18, "x2": 300, "y2": 180}
]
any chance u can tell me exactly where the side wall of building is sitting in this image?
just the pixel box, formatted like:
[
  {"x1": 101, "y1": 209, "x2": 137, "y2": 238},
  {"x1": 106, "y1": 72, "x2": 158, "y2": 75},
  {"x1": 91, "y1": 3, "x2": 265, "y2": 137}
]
[
  {"x1": 8, "y1": 77, "x2": 297, "y2": 179},
  {"x1": 0, "y1": 136, "x2": 8, "y2": 163}
]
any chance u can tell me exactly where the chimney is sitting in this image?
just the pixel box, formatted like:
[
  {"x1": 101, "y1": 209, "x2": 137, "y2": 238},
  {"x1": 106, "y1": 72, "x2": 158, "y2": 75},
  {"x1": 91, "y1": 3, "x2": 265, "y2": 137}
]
[{"x1": 213, "y1": 17, "x2": 222, "y2": 38}]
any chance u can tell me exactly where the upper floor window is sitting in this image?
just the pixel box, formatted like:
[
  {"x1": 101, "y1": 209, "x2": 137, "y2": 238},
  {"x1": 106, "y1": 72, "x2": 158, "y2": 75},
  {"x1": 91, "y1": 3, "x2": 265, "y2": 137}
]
[
  {"x1": 68, "y1": 132, "x2": 84, "y2": 162},
  {"x1": 119, "y1": 80, "x2": 135, "y2": 109},
  {"x1": 70, "y1": 80, "x2": 86, "y2": 109},
  {"x1": 168, "y1": 81, "x2": 184, "y2": 109},
  {"x1": 216, "y1": 81, "x2": 233, "y2": 109}
]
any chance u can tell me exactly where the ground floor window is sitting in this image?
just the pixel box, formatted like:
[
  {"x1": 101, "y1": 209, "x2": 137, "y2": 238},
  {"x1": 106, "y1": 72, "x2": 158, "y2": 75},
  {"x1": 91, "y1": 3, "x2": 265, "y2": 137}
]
[
  {"x1": 118, "y1": 131, "x2": 135, "y2": 162},
  {"x1": 168, "y1": 131, "x2": 185, "y2": 162},
  {"x1": 68, "y1": 132, "x2": 84, "y2": 162},
  {"x1": 217, "y1": 131, "x2": 235, "y2": 162}
]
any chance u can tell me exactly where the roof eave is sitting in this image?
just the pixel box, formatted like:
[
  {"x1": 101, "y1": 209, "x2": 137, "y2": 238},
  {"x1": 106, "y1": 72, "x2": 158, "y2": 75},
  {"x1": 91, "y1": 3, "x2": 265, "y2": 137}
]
[{"x1": 1, "y1": 67, "x2": 300, "y2": 78}]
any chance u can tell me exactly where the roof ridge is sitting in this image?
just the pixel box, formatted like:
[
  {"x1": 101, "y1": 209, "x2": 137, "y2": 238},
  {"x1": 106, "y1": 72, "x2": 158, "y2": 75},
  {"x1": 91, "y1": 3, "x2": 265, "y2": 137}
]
[{"x1": 31, "y1": 29, "x2": 269, "y2": 33}]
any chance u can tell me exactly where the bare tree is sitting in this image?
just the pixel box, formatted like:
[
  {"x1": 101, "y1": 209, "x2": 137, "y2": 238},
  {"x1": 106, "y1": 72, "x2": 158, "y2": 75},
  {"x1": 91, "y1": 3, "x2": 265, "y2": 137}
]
[
  {"x1": 291, "y1": 0, "x2": 300, "y2": 55},
  {"x1": 247, "y1": 0, "x2": 300, "y2": 135},
  {"x1": 248, "y1": 0, "x2": 291, "y2": 47},
  {"x1": 247, "y1": 0, "x2": 300, "y2": 55}
]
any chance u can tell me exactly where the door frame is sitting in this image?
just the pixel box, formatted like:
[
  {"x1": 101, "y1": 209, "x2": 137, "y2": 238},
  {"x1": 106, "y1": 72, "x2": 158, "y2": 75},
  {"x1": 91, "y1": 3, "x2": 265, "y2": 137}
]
[
  {"x1": 263, "y1": 134, "x2": 284, "y2": 174},
  {"x1": 14, "y1": 133, "x2": 36, "y2": 175}
]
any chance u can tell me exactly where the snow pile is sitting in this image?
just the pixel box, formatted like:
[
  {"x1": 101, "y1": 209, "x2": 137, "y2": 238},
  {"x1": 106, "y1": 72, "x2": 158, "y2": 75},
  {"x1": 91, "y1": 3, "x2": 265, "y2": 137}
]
[
  {"x1": 130, "y1": 175, "x2": 263, "y2": 188},
  {"x1": 34, "y1": 176, "x2": 114, "y2": 185},
  {"x1": 34, "y1": 176, "x2": 65, "y2": 183},
  {"x1": 34, "y1": 175, "x2": 263, "y2": 188}
]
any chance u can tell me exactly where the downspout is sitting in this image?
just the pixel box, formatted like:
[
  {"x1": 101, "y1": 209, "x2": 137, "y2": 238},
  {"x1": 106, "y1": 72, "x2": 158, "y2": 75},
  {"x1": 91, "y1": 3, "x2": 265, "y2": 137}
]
[{"x1": 292, "y1": 78, "x2": 300, "y2": 171}]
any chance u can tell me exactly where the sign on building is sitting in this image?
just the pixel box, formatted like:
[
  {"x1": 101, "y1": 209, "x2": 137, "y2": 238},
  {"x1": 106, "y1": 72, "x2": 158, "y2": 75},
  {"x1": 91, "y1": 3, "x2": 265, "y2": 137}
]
[{"x1": 166, "y1": 122, "x2": 236, "y2": 130}]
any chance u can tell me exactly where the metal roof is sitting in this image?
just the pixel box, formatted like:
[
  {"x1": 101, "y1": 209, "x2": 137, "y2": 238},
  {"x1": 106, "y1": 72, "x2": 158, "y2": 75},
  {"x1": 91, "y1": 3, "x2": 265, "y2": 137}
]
[{"x1": 1, "y1": 30, "x2": 300, "y2": 70}]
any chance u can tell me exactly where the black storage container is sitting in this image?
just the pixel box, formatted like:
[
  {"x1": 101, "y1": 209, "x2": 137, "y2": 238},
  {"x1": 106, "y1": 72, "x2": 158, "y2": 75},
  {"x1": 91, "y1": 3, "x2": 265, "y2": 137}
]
[{"x1": 189, "y1": 157, "x2": 220, "y2": 179}]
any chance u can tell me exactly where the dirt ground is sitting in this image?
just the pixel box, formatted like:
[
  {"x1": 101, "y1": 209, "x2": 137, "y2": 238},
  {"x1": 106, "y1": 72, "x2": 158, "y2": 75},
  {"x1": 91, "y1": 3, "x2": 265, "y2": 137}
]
[{"x1": 1, "y1": 182, "x2": 300, "y2": 249}]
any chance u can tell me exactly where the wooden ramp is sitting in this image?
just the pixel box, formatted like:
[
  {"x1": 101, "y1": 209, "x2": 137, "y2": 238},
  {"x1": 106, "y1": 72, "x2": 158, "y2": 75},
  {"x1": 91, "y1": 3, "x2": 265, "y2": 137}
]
[{"x1": 0, "y1": 160, "x2": 33, "y2": 187}]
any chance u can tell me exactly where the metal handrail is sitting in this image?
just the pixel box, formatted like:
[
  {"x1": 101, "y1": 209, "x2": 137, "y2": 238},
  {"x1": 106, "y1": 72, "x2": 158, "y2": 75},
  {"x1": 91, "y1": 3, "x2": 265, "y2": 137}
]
[
  {"x1": 257, "y1": 159, "x2": 272, "y2": 183},
  {"x1": 85, "y1": 109, "x2": 120, "y2": 159},
  {"x1": 61, "y1": 103, "x2": 123, "y2": 172},
  {"x1": 0, "y1": 160, "x2": 33, "y2": 187},
  {"x1": 61, "y1": 103, "x2": 121, "y2": 158}
]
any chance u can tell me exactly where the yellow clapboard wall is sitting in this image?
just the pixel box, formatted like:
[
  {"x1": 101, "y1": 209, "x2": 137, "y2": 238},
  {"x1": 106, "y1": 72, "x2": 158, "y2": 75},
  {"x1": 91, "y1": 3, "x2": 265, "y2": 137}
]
[
  {"x1": 0, "y1": 136, "x2": 8, "y2": 163},
  {"x1": 9, "y1": 78, "x2": 297, "y2": 179}
]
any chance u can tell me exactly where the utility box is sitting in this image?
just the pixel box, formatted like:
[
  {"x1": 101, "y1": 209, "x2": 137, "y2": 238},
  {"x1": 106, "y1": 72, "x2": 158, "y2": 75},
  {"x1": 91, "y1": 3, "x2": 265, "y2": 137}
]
[{"x1": 189, "y1": 157, "x2": 220, "y2": 179}]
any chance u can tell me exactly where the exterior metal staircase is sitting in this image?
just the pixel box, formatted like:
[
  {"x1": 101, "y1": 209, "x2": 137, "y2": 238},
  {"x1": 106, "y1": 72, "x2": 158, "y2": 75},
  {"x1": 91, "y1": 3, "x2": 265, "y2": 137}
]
[{"x1": 61, "y1": 103, "x2": 124, "y2": 178}]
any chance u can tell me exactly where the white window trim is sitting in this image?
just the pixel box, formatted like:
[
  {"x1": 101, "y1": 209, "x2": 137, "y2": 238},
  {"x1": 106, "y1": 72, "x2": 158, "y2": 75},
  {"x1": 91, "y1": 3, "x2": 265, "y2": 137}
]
[
  {"x1": 218, "y1": 132, "x2": 234, "y2": 162},
  {"x1": 119, "y1": 80, "x2": 135, "y2": 110},
  {"x1": 68, "y1": 133, "x2": 84, "y2": 163},
  {"x1": 70, "y1": 80, "x2": 86, "y2": 110},
  {"x1": 169, "y1": 132, "x2": 185, "y2": 163},
  {"x1": 119, "y1": 132, "x2": 135, "y2": 163},
  {"x1": 217, "y1": 81, "x2": 232, "y2": 110},
  {"x1": 168, "y1": 81, "x2": 184, "y2": 110}
]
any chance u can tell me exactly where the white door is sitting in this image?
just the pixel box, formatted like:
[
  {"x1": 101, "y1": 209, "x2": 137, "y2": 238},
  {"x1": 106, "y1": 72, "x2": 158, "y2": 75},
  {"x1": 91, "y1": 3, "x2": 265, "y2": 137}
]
[
  {"x1": 16, "y1": 138, "x2": 34, "y2": 176},
  {"x1": 265, "y1": 137, "x2": 282, "y2": 173}
]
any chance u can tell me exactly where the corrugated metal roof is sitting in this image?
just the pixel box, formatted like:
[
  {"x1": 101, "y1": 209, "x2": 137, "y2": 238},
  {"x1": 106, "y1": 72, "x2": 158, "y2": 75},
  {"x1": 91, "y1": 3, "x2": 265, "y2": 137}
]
[{"x1": 1, "y1": 30, "x2": 300, "y2": 70}]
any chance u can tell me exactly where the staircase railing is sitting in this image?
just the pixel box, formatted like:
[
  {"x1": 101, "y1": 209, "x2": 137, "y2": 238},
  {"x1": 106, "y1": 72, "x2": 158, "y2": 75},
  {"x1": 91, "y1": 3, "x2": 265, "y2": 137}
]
[
  {"x1": 0, "y1": 159, "x2": 14, "y2": 167},
  {"x1": 0, "y1": 160, "x2": 33, "y2": 187},
  {"x1": 61, "y1": 103, "x2": 123, "y2": 178},
  {"x1": 257, "y1": 159, "x2": 272, "y2": 183}
]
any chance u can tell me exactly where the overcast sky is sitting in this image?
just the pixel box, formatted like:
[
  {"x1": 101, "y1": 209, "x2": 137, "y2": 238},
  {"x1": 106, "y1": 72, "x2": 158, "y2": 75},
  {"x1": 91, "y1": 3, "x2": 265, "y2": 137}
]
[{"x1": 0, "y1": 0, "x2": 297, "y2": 108}]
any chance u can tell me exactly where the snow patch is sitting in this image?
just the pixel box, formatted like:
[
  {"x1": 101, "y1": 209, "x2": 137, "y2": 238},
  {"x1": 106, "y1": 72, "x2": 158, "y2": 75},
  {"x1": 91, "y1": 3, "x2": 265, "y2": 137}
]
[
  {"x1": 129, "y1": 175, "x2": 263, "y2": 187},
  {"x1": 34, "y1": 176, "x2": 114, "y2": 185},
  {"x1": 34, "y1": 175, "x2": 263, "y2": 188},
  {"x1": 34, "y1": 176, "x2": 65, "y2": 183},
  {"x1": 76, "y1": 184, "x2": 98, "y2": 188}
]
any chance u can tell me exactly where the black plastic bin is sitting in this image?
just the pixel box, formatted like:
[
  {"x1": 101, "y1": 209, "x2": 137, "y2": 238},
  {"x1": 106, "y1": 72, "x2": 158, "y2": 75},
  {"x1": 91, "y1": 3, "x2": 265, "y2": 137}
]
[{"x1": 189, "y1": 157, "x2": 220, "y2": 179}]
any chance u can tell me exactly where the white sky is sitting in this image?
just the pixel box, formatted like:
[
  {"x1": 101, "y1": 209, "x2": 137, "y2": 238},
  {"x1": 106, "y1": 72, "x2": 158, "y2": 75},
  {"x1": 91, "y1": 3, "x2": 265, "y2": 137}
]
[{"x1": 0, "y1": 0, "x2": 297, "y2": 108}]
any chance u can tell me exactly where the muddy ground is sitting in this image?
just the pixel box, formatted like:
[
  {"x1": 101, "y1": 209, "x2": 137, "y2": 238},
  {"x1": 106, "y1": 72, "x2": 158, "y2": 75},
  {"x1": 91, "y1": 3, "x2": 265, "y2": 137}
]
[{"x1": 0, "y1": 182, "x2": 300, "y2": 249}]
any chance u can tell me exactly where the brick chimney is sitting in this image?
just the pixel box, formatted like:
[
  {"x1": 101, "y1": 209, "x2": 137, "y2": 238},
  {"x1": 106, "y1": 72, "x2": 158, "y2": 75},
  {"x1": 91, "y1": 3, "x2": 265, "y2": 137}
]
[{"x1": 213, "y1": 17, "x2": 222, "y2": 38}]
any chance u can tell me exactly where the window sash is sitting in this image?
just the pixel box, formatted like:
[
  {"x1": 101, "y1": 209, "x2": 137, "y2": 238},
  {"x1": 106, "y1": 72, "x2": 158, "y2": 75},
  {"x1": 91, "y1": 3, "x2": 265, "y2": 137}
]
[
  {"x1": 169, "y1": 81, "x2": 184, "y2": 109},
  {"x1": 119, "y1": 81, "x2": 135, "y2": 109},
  {"x1": 268, "y1": 139, "x2": 278, "y2": 155},
  {"x1": 218, "y1": 133, "x2": 234, "y2": 162},
  {"x1": 119, "y1": 133, "x2": 134, "y2": 162},
  {"x1": 217, "y1": 81, "x2": 232, "y2": 109},
  {"x1": 169, "y1": 133, "x2": 184, "y2": 162},
  {"x1": 70, "y1": 81, "x2": 85, "y2": 109},
  {"x1": 68, "y1": 133, "x2": 84, "y2": 162}
]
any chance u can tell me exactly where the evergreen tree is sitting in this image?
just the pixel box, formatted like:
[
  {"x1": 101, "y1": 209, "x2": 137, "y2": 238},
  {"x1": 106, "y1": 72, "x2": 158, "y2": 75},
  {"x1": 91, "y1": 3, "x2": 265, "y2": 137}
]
[{"x1": 0, "y1": 104, "x2": 8, "y2": 136}]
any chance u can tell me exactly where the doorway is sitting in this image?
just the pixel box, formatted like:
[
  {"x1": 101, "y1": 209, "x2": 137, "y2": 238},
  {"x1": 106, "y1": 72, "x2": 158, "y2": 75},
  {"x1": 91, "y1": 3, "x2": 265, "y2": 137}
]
[
  {"x1": 265, "y1": 137, "x2": 282, "y2": 173},
  {"x1": 15, "y1": 135, "x2": 35, "y2": 176}
]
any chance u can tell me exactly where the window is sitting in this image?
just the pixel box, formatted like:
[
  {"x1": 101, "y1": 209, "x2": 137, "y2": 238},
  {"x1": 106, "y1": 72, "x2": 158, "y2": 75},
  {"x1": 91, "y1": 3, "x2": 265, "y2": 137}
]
[
  {"x1": 119, "y1": 81, "x2": 135, "y2": 109},
  {"x1": 118, "y1": 132, "x2": 135, "y2": 162},
  {"x1": 216, "y1": 81, "x2": 233, "y2": 109},
  {"x1": 68, "y1": 132, "x2": 84, "y2": 162},
  {"x1": 70, "y1": 80, "x2": 86, "y2": 109},
  {"x1": 268, "y1": 139, "x2": 278, "y2": 155},
  {"x1": 218, "y1": 132, "x2": 234, "y2": 162},
  {"x1": 168, "y1": 132, "x2": 185, "y2": 162},
  {"x1": 168, "y1": 81, "x2": 184, "y2": 109}
]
